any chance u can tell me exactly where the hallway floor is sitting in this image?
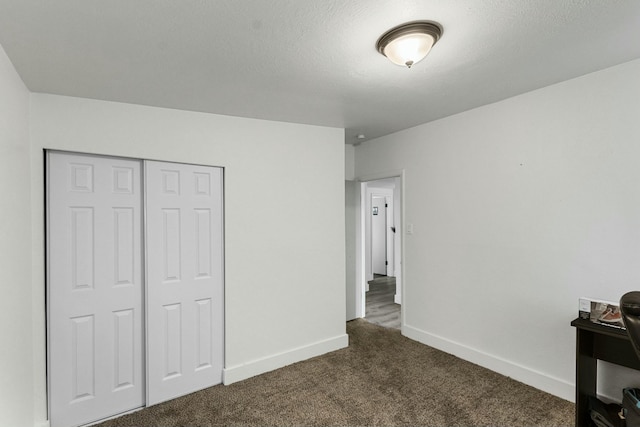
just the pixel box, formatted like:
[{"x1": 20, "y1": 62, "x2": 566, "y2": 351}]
[{"x1": 365, "y1": 275, "x2": 400, "y2": 329}]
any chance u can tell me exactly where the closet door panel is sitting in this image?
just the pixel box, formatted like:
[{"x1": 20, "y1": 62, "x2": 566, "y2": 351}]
[
  {"x1": 47, "y1": 152, "x2": 144, "y2": 427},
  {"x1": 146, "y1": 161, "x2": 224, "y2": 405}
]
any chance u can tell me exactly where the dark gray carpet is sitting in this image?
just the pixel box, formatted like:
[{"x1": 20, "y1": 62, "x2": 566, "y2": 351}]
[{"x1": 95, "y1": 319, "x2": 573, "y2": 426}]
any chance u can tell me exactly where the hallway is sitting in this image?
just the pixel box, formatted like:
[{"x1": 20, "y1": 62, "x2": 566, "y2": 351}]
[{"x1": 365, "y1": 275, "x2": 400, "y2": 329}]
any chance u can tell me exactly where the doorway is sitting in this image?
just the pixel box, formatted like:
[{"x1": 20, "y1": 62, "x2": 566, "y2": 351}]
[{"x1": 359, "y1": 176, "x2": 402, "y2": 329}]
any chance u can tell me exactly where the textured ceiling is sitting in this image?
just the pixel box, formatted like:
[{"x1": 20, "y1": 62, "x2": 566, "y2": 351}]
[{"x1": 0, "y1": 0, "x2": 639, "y2": 143}]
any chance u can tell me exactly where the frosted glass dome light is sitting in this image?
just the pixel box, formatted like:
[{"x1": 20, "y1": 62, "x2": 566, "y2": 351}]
[{"x1": 376, "y1": 21, "x2": 442, "y2": 68}]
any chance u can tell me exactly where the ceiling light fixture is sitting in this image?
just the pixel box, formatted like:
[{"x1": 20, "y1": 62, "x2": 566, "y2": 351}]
[{"x1": 376, "y1": 21, "x2": 442, "y2": 68}]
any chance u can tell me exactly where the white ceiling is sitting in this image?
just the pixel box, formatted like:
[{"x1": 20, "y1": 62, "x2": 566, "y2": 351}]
[{"x1": 1, "y1": 1, "x2": 639, "y2": 143}]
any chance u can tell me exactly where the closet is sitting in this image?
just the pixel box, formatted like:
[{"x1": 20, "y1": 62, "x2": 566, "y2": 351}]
[{"x1": 46, "y1": 151, "x2": 224, "y2": 427}]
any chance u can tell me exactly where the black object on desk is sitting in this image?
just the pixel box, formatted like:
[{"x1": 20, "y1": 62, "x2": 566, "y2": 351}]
[{"x1": 572, "y1": 317, "x2": 640, "y2": 426}]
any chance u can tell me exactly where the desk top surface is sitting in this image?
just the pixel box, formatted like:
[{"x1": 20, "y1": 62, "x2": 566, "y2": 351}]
[{"x1": 571, "y1": 317, "x2": 629, "y2": 339}]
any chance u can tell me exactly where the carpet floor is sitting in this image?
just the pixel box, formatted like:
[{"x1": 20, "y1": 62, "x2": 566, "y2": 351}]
[{"x1": 95, "y1": 320, "x2": 574, "y2": 426}]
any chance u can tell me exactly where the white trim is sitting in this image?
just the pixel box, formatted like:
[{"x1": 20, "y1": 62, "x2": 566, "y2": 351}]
[
  {"x1": 222, "y1": 334, "x2": 348, "y2": 385},
  {"x1": 402, "y1": 324, "x2": 574, "y2": 402},
  {"x1": 357, "y1": 170, "x2": 405, "y2": 183}
]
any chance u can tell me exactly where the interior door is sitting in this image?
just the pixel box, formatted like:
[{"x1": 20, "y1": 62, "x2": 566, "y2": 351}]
[
  {"x1": 145, "y1": 161, "x2": 224, "y2": 405},
  {"x1": 47, "y1": 152, "x2": 144, "y2": 427},
  {"x1": 371, "y1": 196, "x2": 387, "y2": 275},
  {"x1": 384, "y1": 195, "x2": 394, "y2": 277}
]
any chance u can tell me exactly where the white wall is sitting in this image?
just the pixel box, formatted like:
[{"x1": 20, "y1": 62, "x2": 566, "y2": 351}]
[
  {"x1": 355, "y1": 59, "x2": 640, "y2": 401},
  {"x1": 0, "y1": 45, "x2": 33, "y2": 427},
  {"x1": 28, "y1": 94, "x2": 347, "y2": 425},
  {"x1": 345, "y1": 144, "x2": 355, "y2": 180}
]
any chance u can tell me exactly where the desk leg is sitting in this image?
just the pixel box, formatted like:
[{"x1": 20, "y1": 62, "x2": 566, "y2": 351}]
[{"x1": 576, "y1": 328, "x2": 596, "y2": 427}]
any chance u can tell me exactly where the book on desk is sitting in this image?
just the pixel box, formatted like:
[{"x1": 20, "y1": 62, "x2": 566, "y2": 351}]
[{"x1": 579, "y1": 297, "x2": 625, "y2": 330}]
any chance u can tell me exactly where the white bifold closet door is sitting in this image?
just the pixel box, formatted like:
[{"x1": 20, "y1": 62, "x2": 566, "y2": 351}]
[
  {"x1": 47, "y1": 153, "x2": 145, "y2": 427},
  {"x1": 47, "y1": 153, "x2": 224, "y2": 427},
  {"x1": 145, "y1": 160, "x2": 224, "y2": 405}
]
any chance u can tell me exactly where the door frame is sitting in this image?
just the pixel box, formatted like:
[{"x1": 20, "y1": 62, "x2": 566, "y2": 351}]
[{"x1": 355, "y1": 170, "x2": 405, "y2": 325}]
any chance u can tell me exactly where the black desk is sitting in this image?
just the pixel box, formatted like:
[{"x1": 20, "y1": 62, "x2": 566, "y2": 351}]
[{"x1": 571, "y1": 318, "x2": 640, "y2": 426}]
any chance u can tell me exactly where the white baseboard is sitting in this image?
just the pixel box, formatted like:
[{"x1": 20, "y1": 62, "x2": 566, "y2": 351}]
[
  {"x1": 394, "y1": 294, "x2": 401, "y2": 305},
  {"x1": 402, "y1": 324, "x2": 574, "y2": 402},
  {"x1": 35, "y1": 421, "x2": 50, "y2": 427},
  {"x1": 223, "y1": 333, "x2": 349, "y2": 385}
]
